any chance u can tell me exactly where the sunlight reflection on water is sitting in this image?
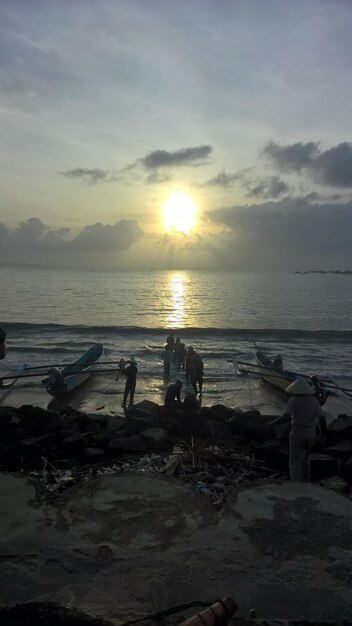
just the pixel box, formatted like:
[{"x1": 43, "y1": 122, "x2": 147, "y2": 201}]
[{"x1": 167, "y1": 272, "x2": 186, "y2": 327}]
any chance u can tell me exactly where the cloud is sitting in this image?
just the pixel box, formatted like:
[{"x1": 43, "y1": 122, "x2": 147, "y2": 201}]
[
  {"x1": 64, "y1": 145, "x2": 212, "y2": 187},
  {"x1": 62, "y1": 168, "x2": 120, "y2": 184},
  {"x1": 206, "y1": 194, "x2": 352, "y2": 269},
  {"x1": 205, "y1": 170, "x2": 240, "y2": 187},
  {"x1": 245, "y1": 175, "x2": 289, "y2": 198},
  {"x1": 71, "y1": 220, "x2": 143, "y2": 252},
  {"x1": 140, "y1": 145, "x2": 212, "y2": 170},
  {"x1": 263, "y1": 141, "x2": 352, "y2": 187},
  {"x1": 262, "y1": 141, "x2": 319, "y2": 173},
  {"x1": 204, "y1": 168, "x2": 289, "y2": 199},
  {"x1": 0, "y1": 217, "x2": 143, "y2": 255}
]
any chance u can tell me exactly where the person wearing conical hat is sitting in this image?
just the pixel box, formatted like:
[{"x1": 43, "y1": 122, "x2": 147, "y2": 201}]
[{"x1": 268, "y1": 377, "x2": 327, "y2": 482}]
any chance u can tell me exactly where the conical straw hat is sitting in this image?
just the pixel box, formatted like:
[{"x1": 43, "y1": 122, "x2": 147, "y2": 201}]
[{"x1": 286, "y1": 377, "x2": 315, "y2": 395}]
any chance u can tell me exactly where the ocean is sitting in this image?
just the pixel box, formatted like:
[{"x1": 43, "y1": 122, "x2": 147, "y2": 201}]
[{"x1": 1, "y1": 267, "x2": 352, "y2": 416}]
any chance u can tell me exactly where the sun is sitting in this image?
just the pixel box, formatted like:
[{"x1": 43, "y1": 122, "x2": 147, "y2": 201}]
[{"x1": 162, "y1": 192, "x2": 197, "y2": 233}]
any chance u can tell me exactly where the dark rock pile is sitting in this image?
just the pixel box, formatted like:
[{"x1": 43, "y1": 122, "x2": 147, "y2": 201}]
[{"x1": 0, "y1": 399, "x2": 352, "y2": 493}]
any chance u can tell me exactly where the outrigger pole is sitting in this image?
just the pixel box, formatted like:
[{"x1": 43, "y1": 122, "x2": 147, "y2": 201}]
[
  {"x1": 22, "y1": 359, "x2": 124, "y2": 371},
  {"x1": 0, "y1": 368, "x2": 121, "y2": 384},
  {"x1": 229, "y1": 359, "x2": 352, "y2": 396}
]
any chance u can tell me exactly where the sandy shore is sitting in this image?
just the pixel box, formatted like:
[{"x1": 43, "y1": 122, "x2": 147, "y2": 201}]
[{"x1": 1, "y1": 369, "x2": 351, "y2": 422}]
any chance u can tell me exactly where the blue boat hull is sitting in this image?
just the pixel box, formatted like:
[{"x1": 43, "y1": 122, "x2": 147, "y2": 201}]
[{"x1": 42, "y1": 343, "x2": 104, "y2": 396}]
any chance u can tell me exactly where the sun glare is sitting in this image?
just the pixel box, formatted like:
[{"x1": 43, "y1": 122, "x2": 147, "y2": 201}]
[{"x1": 162, "y1": 192, "x2": 196, "y2": 233}]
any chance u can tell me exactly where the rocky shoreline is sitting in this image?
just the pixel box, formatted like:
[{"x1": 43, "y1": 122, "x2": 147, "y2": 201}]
[{"x1": 1, "y1": 398, "x2": 352, "y2": 499}]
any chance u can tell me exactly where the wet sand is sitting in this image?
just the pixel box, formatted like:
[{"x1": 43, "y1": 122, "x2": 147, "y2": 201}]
[{"x1": 1, "y1": 367, "x2": 351, "y2": 422}]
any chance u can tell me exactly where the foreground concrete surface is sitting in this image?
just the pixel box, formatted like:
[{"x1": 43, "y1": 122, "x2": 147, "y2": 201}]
[{"x1": 0, "y1": 474, "x2": 351, "y2": 623}]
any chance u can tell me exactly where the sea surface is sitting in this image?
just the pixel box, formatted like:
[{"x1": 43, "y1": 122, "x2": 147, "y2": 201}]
[{"x1": 1, "y1": 267, "x2": 351, "y2": 412}]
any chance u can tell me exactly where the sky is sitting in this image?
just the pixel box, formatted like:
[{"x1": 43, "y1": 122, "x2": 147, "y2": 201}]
[{"x1": 1, "y1": 0, "x2": 352, "y2": 271}]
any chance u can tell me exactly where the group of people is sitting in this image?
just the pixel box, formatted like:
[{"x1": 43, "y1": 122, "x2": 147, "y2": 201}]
[
  {"x1": 1, "y1": 323, "x2": 328, "y2": 484},
  {"x1": 161, "y1": 333, "x2": 204, "y2": 395}
]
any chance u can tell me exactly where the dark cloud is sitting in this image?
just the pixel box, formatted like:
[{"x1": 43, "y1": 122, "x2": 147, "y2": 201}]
[
  {"x1": 262, "y1": 141, "x2": 319, "y2": 173},
  {"x1": 140, "y1": 145, "x2": 212, "y2": 170},
  {"x1": 205, "y1": 170, "x2": 240, "y2": 187},
  {"x1": 313, "y1": 143, "x2": 352, "y2": 187},
  {"x1": 206, "y1": 195, "x2": 352, "y2": 269},
  {"x1": 72, "y1": 220, "x2": 143, "y2": 252},
  {"x1": 263, "y1": 141, "x2": 352, "y2": 188},
  {"x1": 62, "y1": 168, "x2": 120, "y2": 184},
  {"x1": 204, "y1": 168, "x2": 289, "y2": 199},
  {"x1": 0, "y1": 217, "x2": 143, "y2": 255},
  {"x1": 245, "y1": 175, "x2": 289, "y2": 198},
  {"x1": 146, "y1": 171, "x2": 172, "y2": 184}
]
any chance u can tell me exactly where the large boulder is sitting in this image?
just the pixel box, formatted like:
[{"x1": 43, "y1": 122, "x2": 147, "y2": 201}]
[
  {"x1": 310, "y1": 453, "x2": 340, "y2": 480},
  {"x1": 18, "y1": 405, "x2": 63, "y2": 435},
  {"x1": 323, "y1": 442, "x2": 352, "y2": 462},
  {"x1": 183, "y1": 394, "x2": 200, "y2": 413},
  {"x1": 327, "y1": 414, "x2": 352, "y2": 444},
  {"x1": 198, "y1": 404, "x2": 236, "y2": 423},
  {"x1": 226, "y1": 412, "x2": 274, "y2": 438},
  {"x1": 141, "y1": 427, "x2": 171, "y2": 452},
  {"x1": 125, "y1": 400, "x2": 160, "y2": 433},
  {"x1": 108, "y1": 434, "x2": 147, "y2": 453}
]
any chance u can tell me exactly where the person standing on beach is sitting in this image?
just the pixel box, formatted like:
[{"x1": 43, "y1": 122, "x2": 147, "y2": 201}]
[
  {"x1": 120, "y1": 357, "x2": 138, "y2": 407},
  {"x1": 190, "y1": 353, "x2": 204, "y2": 396},
  {"x1": 267, "y1": 378, "x2": 327, "y2": 482},
  {"x1": 166, "y1": 333, "x2": 175, "y2": 351},
  {"x1": 185, "y1": 346, "x2": 195, "y2": 383},
  {"x1": 0, "y1": 326, "x2": 6, "y2": 360},
  {"x1": 161, "y1": 344, "x2": 173, "y2": 380}
]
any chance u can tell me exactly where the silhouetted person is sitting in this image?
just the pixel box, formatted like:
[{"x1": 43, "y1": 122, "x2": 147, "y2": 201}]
[
  {"x1": 185, "y1": 346, "x2": 195, "y2": 384},
  {"x1": 161, "y1": 344, "x2": 173, "y2": 379},
  {"x1": 165, "y1": 379, "x2": 183, "y2": 404},
  {"x1": 267, "y1": 378, "x2": 327, "y2": 482},
  {"x1": 121, "y1": 357, "x2": 138, "y2": 407},
  {"x1": 166, "y1": 333, "x2": 175, "y2": 351},
  {"x1": 0, "y1": 326, "x2": 6, "y2": 360},
  {"x1": 174, "y1": 337, "x2": 186, "y2": 368},
  {"x1": 272, "y1": 354, "x2": 283, "y2": 373},
  {"x1": 190, "y1": 354, "x2": 204, "y2": 395}
]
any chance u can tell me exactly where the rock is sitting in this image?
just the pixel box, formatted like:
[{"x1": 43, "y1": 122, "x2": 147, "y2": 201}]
[
  {"x1": 201, "y1": 419, "x2": 233, "y2": 446},
  {"x1": 18, "y1": 405, "x2": 62, "y2": 435},
  {"x1": 6, "y1": 440, "x2": 47, "y2": 464},
  {"x1": 54, "y1": 458, "x2": 78, "y2": 470},
  {"x1": 125, "y1": 401, "x2": 160, "y2": 432},
  {"x1": 198, "y1": 405, "x2": 237, "y2": 423},
  {"x1": 61, "y1": 434, "x2": 91, "y2": 456},
  {"x1": 126, "y1": 400, "x2": 160, "y2": 419},
  {"x1": 327, "y1": 414, "x2": 352, "y2": 444},
  {"x1": 93, "y1": 429, "x2": 126, "y2": 448},
  {"x1": 310, "y1": 453, "x2": 339, "y2": 480},
  {"x1": 141, "y1": 427, "x2": 171, "y2": 452},
  {"x1": 108, "y1": 435, "x2": 147, "y2": 452},
  {"x1": 250, "y1": 439, "x2": 283, "y2": 463},
  {"x1": 0, "y1": 601, "x2": 114, "y2": 626},
  {"x1": 85, "y1": 414, "x2": 108, "y2": 429},
  {"x1": 226, "y1": 412, "x2": 272, "y2": 438},
  {"x1": 83, "y1": 447, "x2": 106, "y2": 463},
  {"x1": 183, "y1": 394, "x2": 200, "y2": 413},
  {"x1": 323, "y1": 442, "x2": 352, "y2": 462},
  {"x1": 319, "y1": 475, "x2": 350, "y2": 494},
  {"x1": 341, "y1": 458, "x2": 352, "y2": 484},
  {"x1": 125, "y1": 415, "x2": 158, "y2": 434}
]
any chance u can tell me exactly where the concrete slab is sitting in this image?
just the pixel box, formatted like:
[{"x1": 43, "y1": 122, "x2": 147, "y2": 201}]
[{"x1": 0, "y1": 473, "x2": 351, "y2": 623}]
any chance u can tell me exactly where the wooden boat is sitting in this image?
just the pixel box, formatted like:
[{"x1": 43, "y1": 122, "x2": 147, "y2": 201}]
[
  {"x1": 42, "y1": 343, "x2": 104, "y2": 396},
  {"x1": 255, "y1": 348, "x2": 328, "y2": 405}
]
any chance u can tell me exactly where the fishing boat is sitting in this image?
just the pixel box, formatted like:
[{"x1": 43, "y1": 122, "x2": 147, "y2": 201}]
[
  {"x1": 42, "y1": 343, "x2": 104, "y2": 396},
  {"x1": 234, "y1": 347, "x2": 328, "y2": 406}
]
